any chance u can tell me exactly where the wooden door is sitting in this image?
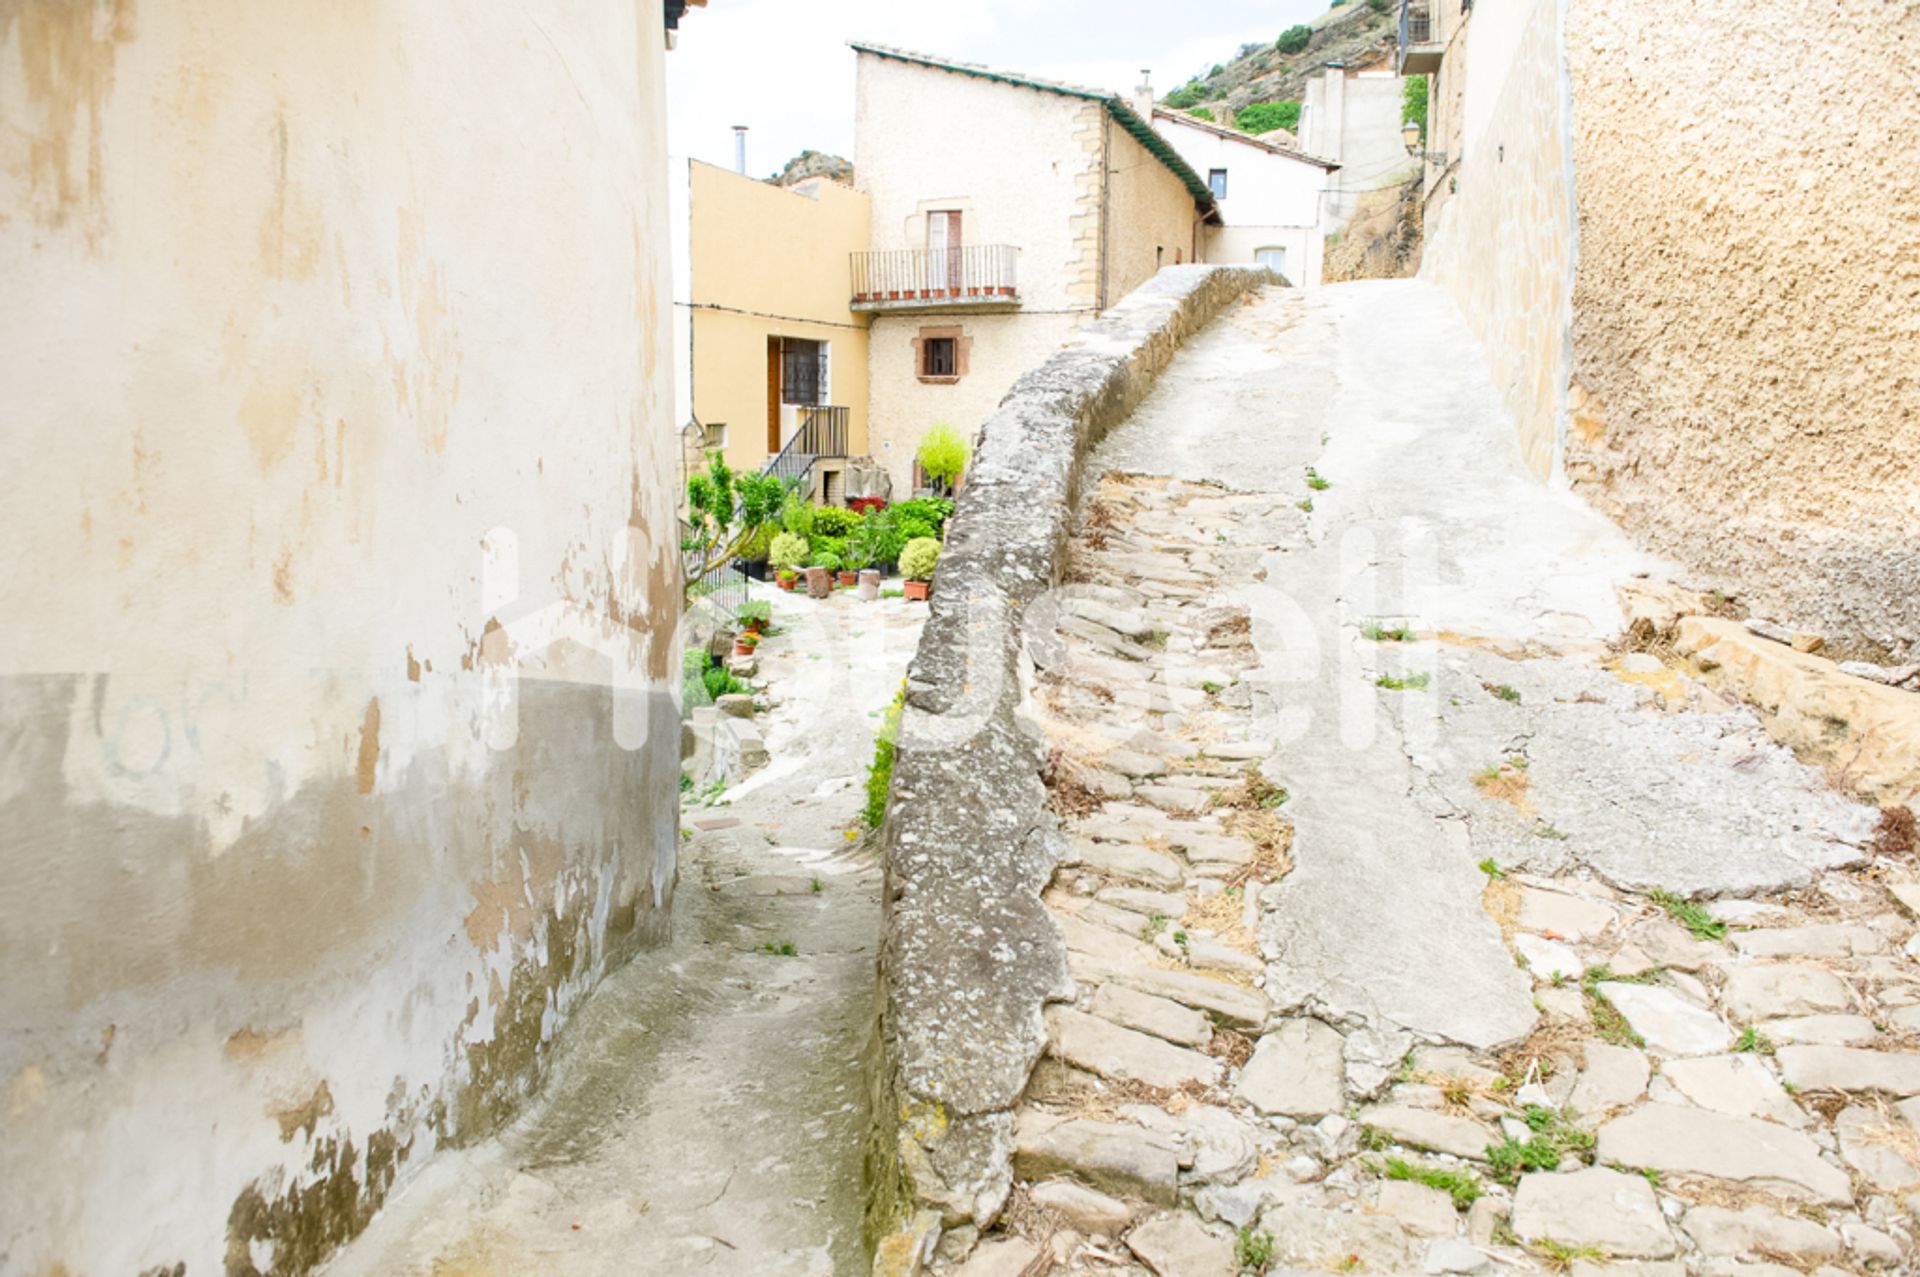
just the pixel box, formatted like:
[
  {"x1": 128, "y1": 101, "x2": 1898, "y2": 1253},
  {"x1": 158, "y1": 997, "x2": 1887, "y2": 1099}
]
[{"x1": 766, "y1": 337, "x2": 782, "y2": 455}]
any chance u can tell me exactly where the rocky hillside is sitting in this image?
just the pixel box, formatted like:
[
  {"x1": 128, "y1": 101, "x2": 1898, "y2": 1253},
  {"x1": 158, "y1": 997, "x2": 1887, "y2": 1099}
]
[
  {"x1": 769, "y1": 149, "x2": 853, "y2": 188},
  {"x1": 1162, "y1": 0, "x2": 1396, "y2": 123}
]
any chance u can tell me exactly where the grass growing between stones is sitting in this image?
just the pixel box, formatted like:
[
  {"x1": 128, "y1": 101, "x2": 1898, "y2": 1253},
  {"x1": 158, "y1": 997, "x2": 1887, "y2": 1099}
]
[
  {"x1": 1376, "y1": 672, "x2": 1430, "y2": 692},
  {"x1": 1382, "y1": 1156, "x2": 1483, "y2": 1209},
  {"x1": 1482, "y1": 680, "x2": 1522, "y2": 703},
  {"x1": 1649, "y1": 887, "x2": 1728, "y2": 941},
  {"x1": 1734, "y1": 1024, "x2": 1776, "y2": 1054},
  {"x1": 1486, "y1": 1106, "x2": 1594, "y2": 1185},
  {"x1": 1581, "y1": 965, "x2": 1649, "y2": 1049},
  {"x1": 1360, "y1": 620, "x2": 1416, "y2": 642},
  {"x1": 1235, "y1": 1226, "x2": 1275, "y2": 1273},
  {"x1": 1472, "y1": 760, "x2": 1535, "y2": 815},
  {"x1": 1529, "y1": 1238, "x2": 1606, "y2": 1269},
  {"x1": 1305, "y1": 466, "x2": 1331, "y2": 491},
  {"x1": 861, "y1": 686, "x2": 905, "y2": 828}
]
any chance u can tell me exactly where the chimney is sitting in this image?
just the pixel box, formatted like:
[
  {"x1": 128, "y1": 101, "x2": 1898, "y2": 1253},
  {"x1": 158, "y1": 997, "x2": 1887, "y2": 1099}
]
[
  {"x1": 1133, "y1": 68, "x2": 1155, "y2": 120},
  {"x1": 732, "y1": 125, "x2": 748, "y2": 175}
]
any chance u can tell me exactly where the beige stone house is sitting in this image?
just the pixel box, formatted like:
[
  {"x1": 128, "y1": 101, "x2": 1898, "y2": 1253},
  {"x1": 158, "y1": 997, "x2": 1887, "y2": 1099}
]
[
  {"x1": 851, "y1": 43, "x2": 1219, "y2": 494},
  {"x1": 1410, "y1": 0, "x2": 1919, "y2": 659}
]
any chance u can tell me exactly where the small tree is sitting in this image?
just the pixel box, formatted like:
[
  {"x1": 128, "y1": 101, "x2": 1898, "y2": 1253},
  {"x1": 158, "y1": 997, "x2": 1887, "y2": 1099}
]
[
  {"x1": 683, "y1": 453, "x2": 785, "y2": 602},
  {"x1": 916, "y1": 423, "x2": 970, "y2": 494},
  {"x1": 1402, "y1": 75, "x2": 1429, "y2": 140},
  {"x1": 1276, "y1": 24, "x2": 1313, "y2": 54}
]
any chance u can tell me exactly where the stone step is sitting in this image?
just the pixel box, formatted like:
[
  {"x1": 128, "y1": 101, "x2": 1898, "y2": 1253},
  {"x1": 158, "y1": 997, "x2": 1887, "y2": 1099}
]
[
  {"x1": 1011, "y1": 1114, "x2": 1180, "y2": 1206},
  {"x1": 1510, "y1": 1167, "x2": 1676, "y2": 1259},
  {"x1": 1776, "y1": 1043, "x2": 1920, "y2": 1095},
  {"x1": 1095, "y1": 886, "x2": 1188, "y2": 917},
  {"x1": 1110, "y1": 966, "x2": 1271, "y2": 1030},
  {"x1": 1063, "y1": 838, "x2": 1185, "y2": 889},
  {"x1": 1054, "y1": 912, "x2": 1163, "y2": 969},
  {"x1": 1595, "y1": 1102, "x2": 1852, "y2": 1203},
  {"x1": 1236, "y1": 1018, "x2": 1346, "y2": 1118},
  {"x1": 1090, "y1": 982, "x2": 1213, "y2": 1048},
  {"x1": 1045, "y1": 1006, "x2": 1221, "y2": 1091},
  {"x1": 1357, "y1": 1104, "x2": 1499, "y2": 1160}
]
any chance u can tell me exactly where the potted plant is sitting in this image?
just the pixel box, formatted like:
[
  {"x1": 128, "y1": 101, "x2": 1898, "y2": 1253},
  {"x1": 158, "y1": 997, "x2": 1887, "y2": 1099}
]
[
  {"x1": 839, "y1": 540, "x2": 870, "y2": 589},
  {"x1": 683, "y1": 452, "x2": 785, "y2": 606},
  {"x1": 900, "y1": 536, "x2": 940, "y2": 601},
  {"x1": 738, "y1": 600, "x2": 771, "y2": 636},
  {"x1": 806, "y1": 550, "x2": 839, "y2": 599},
  {"x1": 732, "y1": 631, "x2": 759, "y2": 658},
  {"x1": 916, "y1": 423, "x2": 971, "y2": 497},
  {"x1": 769, "y1": 531, "x2": 807, "y2": 592}
]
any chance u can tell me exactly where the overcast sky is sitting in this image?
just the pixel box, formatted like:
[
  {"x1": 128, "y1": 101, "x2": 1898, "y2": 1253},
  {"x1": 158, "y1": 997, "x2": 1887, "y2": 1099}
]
[{"x1": 666, "y1": 0, "x2": 1330, "y2": 178}]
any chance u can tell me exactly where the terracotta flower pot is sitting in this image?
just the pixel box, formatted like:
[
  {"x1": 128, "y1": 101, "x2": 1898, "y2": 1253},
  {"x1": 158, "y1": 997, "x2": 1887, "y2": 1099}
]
[
  {"x1": 904, "y1": 580, "x2": 931, "y2": 601},
  {"x1": 836, "y1": 570, "x2": 857, "y2": 588}
]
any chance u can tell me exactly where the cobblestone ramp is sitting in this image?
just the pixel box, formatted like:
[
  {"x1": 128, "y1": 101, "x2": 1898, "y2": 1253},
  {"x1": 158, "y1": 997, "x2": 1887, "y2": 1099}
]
[{"x1": 888, "y1": 282, "x2": 1915, "y2": 1275}]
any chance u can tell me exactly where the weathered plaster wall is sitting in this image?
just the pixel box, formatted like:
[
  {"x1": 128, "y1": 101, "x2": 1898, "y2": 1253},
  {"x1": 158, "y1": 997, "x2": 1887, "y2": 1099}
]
[
  {"x1": 868, "y1": 312, "x2": 1082, "y2": 494},
  {"x1": 0, "y1": 5, "x2": 681, "y2": 1274},
  {"x1": 1100, "y1": 115, "x2": 1200, "y2": 305},
  {"x1": 1419, "y1": 0, "x2": 1574, "y2": 479},
  {"x1": 686, "y1": 161, "x2": 870, "y2": 472},
  {"x1": 1562, "y1": 0, "x2": 1920, "y2": 661},
  {"x1": 865, "y1": 265, "x2": 1271, "y2": 1242}
]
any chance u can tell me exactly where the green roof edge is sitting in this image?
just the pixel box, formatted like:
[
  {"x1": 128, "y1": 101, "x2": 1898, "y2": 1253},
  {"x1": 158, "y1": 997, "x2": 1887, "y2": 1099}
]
[{"x1": 850, "y1": 42, "x2": 1219, "y2": 221}]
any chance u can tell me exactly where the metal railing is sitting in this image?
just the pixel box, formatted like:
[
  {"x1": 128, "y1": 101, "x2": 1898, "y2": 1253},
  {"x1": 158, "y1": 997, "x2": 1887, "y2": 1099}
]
[
  {"x1": 851, "y1": 245, "x2": 1018, "y2": 305},
  {"x1": 681, "y1": 518, "x2": 749, "y2": 635},
  {"x1": 763, "y1": 404, "x2": 849, "y2": 493},
  {"x1": 1401, "y1": 0, "x2": 1433, "y2": 49}
]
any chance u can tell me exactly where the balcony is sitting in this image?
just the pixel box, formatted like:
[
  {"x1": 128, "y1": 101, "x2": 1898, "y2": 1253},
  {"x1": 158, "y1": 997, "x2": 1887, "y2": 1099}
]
[
  {"x1": 1397, "y1": 1, "x2": 1444, "y2": 74},
  {"x1": 851, "y1": 245, "x2": 1020, "y2": 313}
]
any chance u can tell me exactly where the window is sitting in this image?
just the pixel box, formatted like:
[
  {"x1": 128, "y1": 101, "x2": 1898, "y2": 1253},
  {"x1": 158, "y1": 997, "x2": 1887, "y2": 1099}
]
[
  {"x1": 781, "y1": 338, "x2": 826, "y2": 405},
  {"x1": 1208, "y1": 168, "x2": 1228, "y2": 200},
  {"x1": 923, "y1": 337, "x2": 956, "y2": 378},
  {"x1": 1255, "y1": 246, "x2": 1289, "y2": 281}
]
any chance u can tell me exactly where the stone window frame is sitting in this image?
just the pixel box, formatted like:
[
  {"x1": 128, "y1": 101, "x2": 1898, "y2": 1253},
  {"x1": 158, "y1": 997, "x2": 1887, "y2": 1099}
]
[{"x1": 911, "y1": 325, "x2": 971, "y2": 385}]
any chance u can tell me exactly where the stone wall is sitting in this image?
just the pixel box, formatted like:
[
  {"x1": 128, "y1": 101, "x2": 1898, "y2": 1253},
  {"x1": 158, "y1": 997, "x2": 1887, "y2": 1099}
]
[
  {"x1": 1419, "y1": 0, "x2": 1575, "y2": 481},
  {"x1": 1562, "y1": 0, "x2": 1920, "y2": 662},
  {"x1": 0, "y1": 5, "x2": 682, "y2": 1274},
  {"x1": 865, "y1": 264, "x2": 1273, "y2": 1245}
]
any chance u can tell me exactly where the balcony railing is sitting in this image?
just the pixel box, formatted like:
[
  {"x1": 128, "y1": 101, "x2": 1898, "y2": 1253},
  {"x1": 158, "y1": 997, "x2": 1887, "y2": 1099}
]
[
  {"x1": 851, "y1": 245, "x2": 1019, "y2": 311},
  {"x1": 763, "y1": 404, "x2": 849, "y2": 493},
  {"x1": 1398, "y1": 1, "x2": 1443, "y2": 74}
]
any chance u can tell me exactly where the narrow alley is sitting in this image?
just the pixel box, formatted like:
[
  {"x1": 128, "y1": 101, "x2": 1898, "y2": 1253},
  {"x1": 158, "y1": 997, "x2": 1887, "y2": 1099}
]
[{"x1": 325, "y1": 590, "x2": 923, "y2": 1276}]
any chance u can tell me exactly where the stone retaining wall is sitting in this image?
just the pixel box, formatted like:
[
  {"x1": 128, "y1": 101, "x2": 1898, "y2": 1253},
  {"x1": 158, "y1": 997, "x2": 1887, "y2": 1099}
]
[{"x1": 864, "y1": 264, "x2": 1273, "y2": 1255}]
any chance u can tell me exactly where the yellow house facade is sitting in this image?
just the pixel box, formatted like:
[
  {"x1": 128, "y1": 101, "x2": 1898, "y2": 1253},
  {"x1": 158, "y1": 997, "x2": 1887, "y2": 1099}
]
[{"x1": 672, "y1": 159, "x2": 873, "y2": 502}]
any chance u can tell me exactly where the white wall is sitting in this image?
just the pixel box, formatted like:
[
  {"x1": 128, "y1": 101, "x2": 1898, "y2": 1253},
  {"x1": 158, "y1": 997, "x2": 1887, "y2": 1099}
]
[
  {"x1": 0, "y1": 5, "x2": 682, "y2": 1273},
  {"x1": 1156, "y1": 114, "x2": 1329, "y2": 285}
]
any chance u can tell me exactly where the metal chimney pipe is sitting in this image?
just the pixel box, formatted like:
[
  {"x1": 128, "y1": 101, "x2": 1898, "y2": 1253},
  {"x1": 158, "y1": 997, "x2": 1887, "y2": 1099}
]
[{"x1": 732, "y1": 125, "x2": 748, "y2": 175}]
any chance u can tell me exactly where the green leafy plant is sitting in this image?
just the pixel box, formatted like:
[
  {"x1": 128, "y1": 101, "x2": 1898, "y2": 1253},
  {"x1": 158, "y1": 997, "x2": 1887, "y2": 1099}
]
[
  {"x1": 1305, "y1": 466, "x2": 1330, "y2": 490},
  {"x1": 684, "y1": 453, "x2": 786, "y2": 603},
  {"x1": 1161, "y1": 79, "x2": 1207, "y2": 110},
  {"x1": 1478, "y1": 858, "x2": 1506, "y2": 879},
  {"x1": 1187, "y1": 106, "x2": 1215, "y2": 122},
  {"x1": 738, "y1": 600, "x2": 772, "y2": 628},
  {"x1": 863, "y1": 685, "x2": 905, "y2": 828},
  {"x1": 1297, "y1": 497, "x2": 1314, "y2": 512},
  {"x1": 810, "y1": 504, "x2": 863, "y2": 537},
  {"x1": 1649, "y1": 888, "x2": 1727, "y2": 942},
  {"x1": 891, "y1": 496, "x2": 955, "y2": 534},
  {"x1": 768, "y1": 531, "x2": 809, "y2": 573},
  {"x1": 779, "y1": 493, "x2": 817, "y2": 540},
  {"x1": 1235, "y1": 99, "x2": 1302, "y2": 134},
  {"x1": 1275, "y1": 24, "x2": 1313, "y2": 54},
  {"x1": 899, "y1": 537, "x2": 941, "y2": 582},
  {"x1": 851, "y1": 513, "x2": 899, "y2": 569},
  {"x1": 1235, "y1": 1225, "x2": 1275, "y2": 1272},
  {"x1": 1402, "y1": 75, "x2": 1429, "y2": 141},
  {"x1": 1734, "y1": 1025, "x2": 1776, "y2": 1054},
  {"x1": 1581, "y1": 967, "x2": 1647, "y2": 1048},
  {"x1": 762, "y1": 940, "x2": 796, "y2": 956},
  {"x1": 1375, "y1": 672, "x2": 1431, "y2": 692},
  {"x1": 1384, "y1": 1157, "x2": 1482, "y2": 1209},
  {"x1": 810, "y1": 549, "x2": 842, "y2": 573},
  {"x1": 916, "y1": 422, "x2": 971, "y2": 492}
]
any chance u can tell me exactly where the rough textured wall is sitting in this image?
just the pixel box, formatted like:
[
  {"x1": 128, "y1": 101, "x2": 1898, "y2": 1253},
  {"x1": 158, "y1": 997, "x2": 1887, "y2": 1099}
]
[
  {"x1": 854, "y1": 54, "x2": 1092, "y2": 311},
  {"x1": 1420, "y1": 0, "x2": 1573, "y2": 478},
  {"x1": 868, "y1": 312, "x2": 1081, "y2": 494},
  {"x1": 0, "y1": 5, "x2": 681, "y2": 1274},
  {"x1": 865, "y1": 265, "x2": 1271, "y2": 1242},
  {"x1": 1101, "y1": 114, "x2": 1202, "y2": 304},
  {"x1": 1563, "y1": 0, "x2": 1920, "y2": 661}
]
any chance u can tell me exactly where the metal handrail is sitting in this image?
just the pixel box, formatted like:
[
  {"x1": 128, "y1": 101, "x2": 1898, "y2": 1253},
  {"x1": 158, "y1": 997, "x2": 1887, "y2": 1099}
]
[
  {"x1": 762, "y1": 404, "x2": 850, "y2": 494},
  {"x1": 851, "y1": 245, "x2": 1018, "y2": 303}
]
